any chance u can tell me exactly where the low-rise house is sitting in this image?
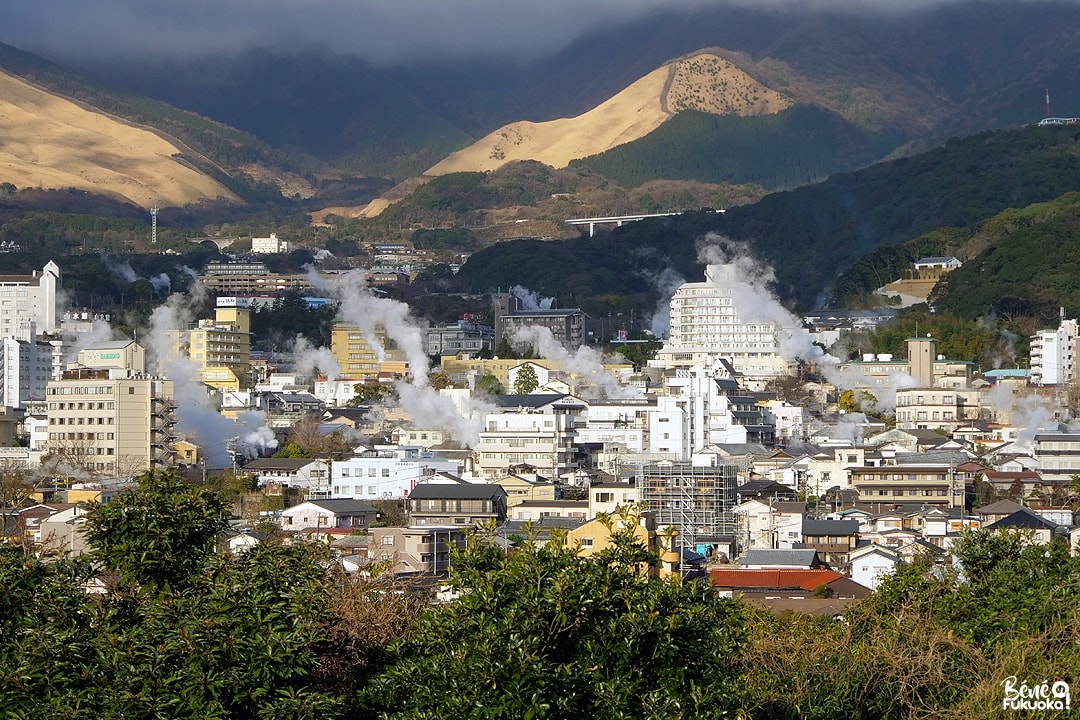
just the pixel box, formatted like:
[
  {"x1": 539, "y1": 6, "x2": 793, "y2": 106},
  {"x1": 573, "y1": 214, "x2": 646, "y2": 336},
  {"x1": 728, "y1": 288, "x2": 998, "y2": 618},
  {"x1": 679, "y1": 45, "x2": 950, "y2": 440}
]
[
  {"x1": 565, "y1": 511, "x2": 681, "y2": 579},
  {"x1": 800, "y1": 518, "x2": 860, "y2": 567},
  {"x1": 709, "y1": 567, "x2": 871, "y2": 605},
  {"x1": 975, "y1": 499, "x2": 1024, "y2": 525},
  {"x1": 846, "y1": 544, "x2": 901, "y2": 590},
  {"x1": 985, "y1": 508, "x2": 1058, "y2": 545},
  {"x1": 911, "y1": 507, "x2": 980, "y2": 548},
  {"x1": 36, "y1": 504, "x2": 90, "y2": 555},
  {"x1": 588, "y1": 479, "x2": 639, "y2": 518},
  {"x1": 733, "y1": 499, "x2": 806, "y2": 552},
  {"x1": 981, "y1": 469, "x2": 1045, "y2": 498},
  {"x1": 495, "y1": 473, "x2": 557, "y2": 507},
  {"x1": 366, "y1": 526, "x2": 468, "y2": 575},
  {"x1": 222, "y1": 530, "x2": 265, "y2": 555},
  {"x1": 279, "y1": 499, "x2": 377, "y2": 539},
  {"x1": 864, "y1": 527, "x2": 923, "y2": 551},
  {"x1": 17, "y1": 502, "x2": 74, "y2": 545},
  {"x1": 245, "y1": 458, "x2": 329, "y2": 496},
  {"x1": 408, "y1": 483, "x2": 508, "y2": 527},
  {"x1": 511, "y1": 499, "x2": 589, "y2": 521}
]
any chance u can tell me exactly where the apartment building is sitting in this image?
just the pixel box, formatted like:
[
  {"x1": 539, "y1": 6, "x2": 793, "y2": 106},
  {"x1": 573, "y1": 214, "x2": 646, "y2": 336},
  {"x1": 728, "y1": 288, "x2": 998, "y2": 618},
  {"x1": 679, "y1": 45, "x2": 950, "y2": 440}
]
[
  {"x1": 1, "y1": 335, "x2": 56, "y2": 409},
  {"x1": 1030, "y1": 311, "x2": 1080, "y2": 386},
  {"x1": 894, "y1": 387, "x2": 980, "y2": 431},
  {"x1": 425, "y1": 319, "x2": 494, "y2": 358},
  {"x1": 331, "y1": 323, "x2": 407, "y2": 379},
  {"x1": 849, "y1": 464, "x2": 969, "y2": 509},
  {"x1": 0, "y1": 261, "x2": 61, "y2": 336},
  {"x1": 493, "y1": 294, "x2": 586, "y2": 351},
  {"x1": 182, "y1": 301, "x2": 252, "y2": 390},
  {"x1": 475, "y1": 393, "x2": 586, "y2": 479},
  {"x1": 46, "y1": 370, "x2": 175, "y2": 476},
  {"x1": 652, "y1": 264, "x2": 793, "y2": 386}
]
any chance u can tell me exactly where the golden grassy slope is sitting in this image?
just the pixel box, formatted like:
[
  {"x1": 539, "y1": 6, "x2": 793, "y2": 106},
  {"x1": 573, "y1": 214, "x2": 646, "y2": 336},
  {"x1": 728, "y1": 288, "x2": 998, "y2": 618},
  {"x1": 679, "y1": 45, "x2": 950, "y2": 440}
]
[
  {"x1": 0, "y1": 69, "x2": 238, "y2": 209},
  {"x1": 425, "y1": 52, "x2": 791, "y2": 177}
]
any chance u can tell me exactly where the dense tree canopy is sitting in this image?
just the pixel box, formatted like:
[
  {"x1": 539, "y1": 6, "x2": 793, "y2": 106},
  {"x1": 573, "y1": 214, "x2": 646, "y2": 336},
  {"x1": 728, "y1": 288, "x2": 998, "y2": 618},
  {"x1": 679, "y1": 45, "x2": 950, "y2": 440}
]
[{"x1": 2, "y1": 471, "x2": 1077, "y2": 719}]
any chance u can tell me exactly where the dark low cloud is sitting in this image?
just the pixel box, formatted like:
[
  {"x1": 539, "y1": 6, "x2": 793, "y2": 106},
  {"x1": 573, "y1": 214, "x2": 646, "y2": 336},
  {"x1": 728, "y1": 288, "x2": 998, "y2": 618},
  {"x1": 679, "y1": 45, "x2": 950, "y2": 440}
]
[{"x1": 2, "y1": 0, "x2": 1070, "y2": 65}]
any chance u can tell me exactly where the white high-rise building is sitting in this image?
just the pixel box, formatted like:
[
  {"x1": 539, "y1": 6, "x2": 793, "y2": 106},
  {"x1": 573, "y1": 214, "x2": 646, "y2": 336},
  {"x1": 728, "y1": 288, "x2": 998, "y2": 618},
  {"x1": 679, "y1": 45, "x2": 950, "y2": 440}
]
[
  {"x1": 0, "y1": 261, "x2": 61, "y2": 337},
  {"x1": 1, "y1": 336, "x2": 57, "y2": 409},
  {"x1": 1030, "y1": 311, "x2": 1079, "y2": 386},
  {"x1": 652, "y1": 264, "x2": 792, "y2": 387}
]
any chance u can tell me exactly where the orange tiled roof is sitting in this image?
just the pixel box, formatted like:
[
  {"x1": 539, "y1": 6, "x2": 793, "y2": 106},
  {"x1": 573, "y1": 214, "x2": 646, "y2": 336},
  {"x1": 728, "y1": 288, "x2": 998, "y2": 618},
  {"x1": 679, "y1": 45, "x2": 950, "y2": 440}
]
[{"x1": 708, "y1": 568, "x2": 846, "y2": 591}]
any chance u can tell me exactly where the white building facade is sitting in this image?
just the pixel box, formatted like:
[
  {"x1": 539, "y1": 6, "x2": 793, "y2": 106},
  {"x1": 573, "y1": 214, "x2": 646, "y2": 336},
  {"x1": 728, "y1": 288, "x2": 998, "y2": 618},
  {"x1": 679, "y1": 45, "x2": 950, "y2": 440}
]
[
  {"x1": 1030, "y1": 313, "x2": 1079, "y2": 386},
  {"x1": 0, "y1": 261, "x2": 61, "y2": 336},
  {"x1": 331, "y1": 448, "x2": 463, "y2": 500},
  {"x1": 653, "y1": 264, "x2": 792, "y2": 386}
]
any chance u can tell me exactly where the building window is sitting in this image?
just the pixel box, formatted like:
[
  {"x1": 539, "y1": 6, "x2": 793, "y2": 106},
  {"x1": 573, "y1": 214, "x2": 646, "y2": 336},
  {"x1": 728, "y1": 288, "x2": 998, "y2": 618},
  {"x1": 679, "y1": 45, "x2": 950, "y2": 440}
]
[{"x1": 580, "y1": 538, "x2": 593, "y2": 547}]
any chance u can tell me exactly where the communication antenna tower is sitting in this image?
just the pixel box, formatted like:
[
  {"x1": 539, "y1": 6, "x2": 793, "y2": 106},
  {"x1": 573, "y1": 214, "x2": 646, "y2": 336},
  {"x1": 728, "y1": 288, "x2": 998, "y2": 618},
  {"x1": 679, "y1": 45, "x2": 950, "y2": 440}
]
[
  {"x1": 150, "y1": 206, "x2": 159, "y2": 244},
  {"x1": 1046, "y1": 88, "x2": 1051, "y2": 118}
]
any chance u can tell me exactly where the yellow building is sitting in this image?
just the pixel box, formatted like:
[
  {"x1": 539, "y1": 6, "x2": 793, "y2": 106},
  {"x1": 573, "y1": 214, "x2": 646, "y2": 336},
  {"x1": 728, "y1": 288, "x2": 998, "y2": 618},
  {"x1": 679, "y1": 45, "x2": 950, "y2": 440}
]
[
  {"x1": 185, "y1": 304, "x2": 252, "y2": 390},
  {"x1": 564, "y1": 510, "x2": 681, "y2": 579},
  {"x1": 331, "y1": 324, "x2": 407, "y2": 379}
]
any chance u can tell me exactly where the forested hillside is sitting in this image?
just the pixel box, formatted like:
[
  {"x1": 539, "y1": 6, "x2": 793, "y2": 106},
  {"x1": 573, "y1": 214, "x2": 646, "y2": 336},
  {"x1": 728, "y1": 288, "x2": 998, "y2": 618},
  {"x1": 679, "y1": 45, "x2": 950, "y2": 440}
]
[
  {"x1": 452, "y1": 124, "x2": 1080, "y2": 314},
  {"x1": 928, "y1": 192, "x2": 1080, "y2": 324},
  {"x1": 4, "y1": 471, "x2": 1077, "y2": 719},
  {"x1": 572, "y1": 106, "x2": 885, "y2": 190}
]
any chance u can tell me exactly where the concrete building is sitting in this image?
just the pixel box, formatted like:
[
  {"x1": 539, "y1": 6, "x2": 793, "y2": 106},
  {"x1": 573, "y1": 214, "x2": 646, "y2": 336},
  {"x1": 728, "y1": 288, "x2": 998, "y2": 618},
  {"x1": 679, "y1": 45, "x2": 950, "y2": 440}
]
[
  {"x1": 331, "y1": 323, "x2": 407, "y2": 380},
  {"x1": 494, "y1": 294, "x2": 586, "y2": 352},
  {"x1": 250, "y1": 232, "x2": 291, "y2": 255},
  {"x1": 331, "y1": 447, "x2": 464, "y2": 500},
  {"x1": 1, "y1": 335, "x2": 56, "y2": 409},
  {"x1": 0, "y1": 261, "x2": 61, "y2": 336},
  {"x1": 45, "y1": 367, "x2": 176, "y2": 477},
  {"x1": 475, "y1": 393, "x2": 586, "y2": 479},
  {"x1": 647, "y1": 362, "x2": 776, "y2": 461},
  {"x1": 425, "y1": 319, "x2": 494, "y2": 358},
  {"x1": 1030, "y1": 311, "x2": 1080, "y2": 386},
  {"x1": 652, "y1": 264, "x2": 794, "y2": 386},
  {"x1": 182, "y1": 300, "x2": 252, "y2": 390}
]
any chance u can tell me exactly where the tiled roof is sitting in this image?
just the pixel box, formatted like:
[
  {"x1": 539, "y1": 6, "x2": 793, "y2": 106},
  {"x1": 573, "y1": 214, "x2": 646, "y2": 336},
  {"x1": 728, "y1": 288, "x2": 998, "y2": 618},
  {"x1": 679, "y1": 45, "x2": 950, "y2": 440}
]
[{"x1": 709, "y1": 568, "x2": 846, "y2": 591}]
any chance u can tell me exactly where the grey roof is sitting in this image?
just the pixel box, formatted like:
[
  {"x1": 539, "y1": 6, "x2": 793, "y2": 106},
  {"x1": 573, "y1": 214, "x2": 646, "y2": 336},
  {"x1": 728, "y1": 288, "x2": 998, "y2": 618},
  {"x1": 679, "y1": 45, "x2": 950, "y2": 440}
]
[
  {"x1": 976, "y1": 500, "x2": 1025, "y2": 516},
  {"x1": 772, "y1": 501, "x2": 808, "y2": 514},
  {"x1": 802, "y1": 518, "x2": 860, "y2": 536},
  {"x1": 306, "y1": 499, "x2": 377, "y2": 514},
  {"x1": 410, "y1": 483, "x2": 507, "y2": 500},
  {"x1": 740, "y1": 548, "x2": 820, "y2": 567},
  {"x1": 85, "y1": 339, "x2": 137, "y2": 350},
  {"x1": 986, "y1": 508, "x2": 1058, "y2": 531}
]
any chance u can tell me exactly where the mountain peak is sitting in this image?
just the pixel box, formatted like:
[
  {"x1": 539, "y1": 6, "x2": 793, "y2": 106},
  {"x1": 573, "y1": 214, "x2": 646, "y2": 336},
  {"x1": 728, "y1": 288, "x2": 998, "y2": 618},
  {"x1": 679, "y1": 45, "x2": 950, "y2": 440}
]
[{"x1": 424, "y1": 51, "x2": 789, "y2": 178}]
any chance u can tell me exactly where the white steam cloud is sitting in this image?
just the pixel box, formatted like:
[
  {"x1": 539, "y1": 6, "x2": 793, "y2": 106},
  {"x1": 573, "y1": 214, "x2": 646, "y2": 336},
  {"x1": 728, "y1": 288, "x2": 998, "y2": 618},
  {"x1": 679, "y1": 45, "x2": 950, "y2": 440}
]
[
  {"x1": 144, "y1": 284, "x2": 277, "y2": 466},
  {"x1": 510, "y1": 285, "x2": 554, "y2": 311},
  {"x1": 641, "y1": 267, "x2": 686, "y2": 338},
  {"x1": 694, "y1": 233, "x2": 922, "y2": 410},
  {"x1": 291, "y1": 335, "x2": 341, "y2": 383},
  {"x1": 509, "y1": 325, "x2": 642, "y2": 400},
  {"x1": 310, "y1": 269, "x2": 485, "y2": 445}
]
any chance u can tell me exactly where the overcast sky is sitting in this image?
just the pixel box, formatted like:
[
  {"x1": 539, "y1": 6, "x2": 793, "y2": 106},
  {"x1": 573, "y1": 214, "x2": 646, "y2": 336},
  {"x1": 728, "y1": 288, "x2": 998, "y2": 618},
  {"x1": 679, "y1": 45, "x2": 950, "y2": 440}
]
[{"x1": 1, "y1": 0, "x2": 1064, "y2": 65}]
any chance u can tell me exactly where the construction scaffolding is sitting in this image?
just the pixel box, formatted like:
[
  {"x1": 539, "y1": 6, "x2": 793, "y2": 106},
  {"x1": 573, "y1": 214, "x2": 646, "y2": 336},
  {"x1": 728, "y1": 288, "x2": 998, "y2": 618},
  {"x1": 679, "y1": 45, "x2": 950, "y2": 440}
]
[{"x1": 636, "y1": 461, "x2": 739, "y2": 570}]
